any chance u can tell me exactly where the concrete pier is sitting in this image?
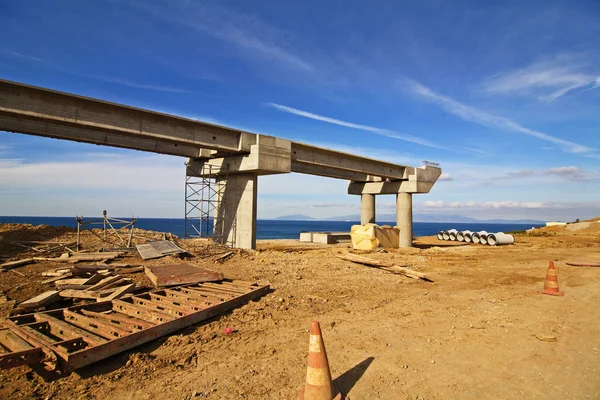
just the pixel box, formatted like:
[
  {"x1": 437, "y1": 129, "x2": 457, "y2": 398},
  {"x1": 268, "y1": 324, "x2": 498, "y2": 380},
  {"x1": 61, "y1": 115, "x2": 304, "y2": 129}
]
[
  {"x1": 361, "y1": 194, "x2": 376, "y2": 225},
  {"x1": 348, "y1": 166, "x2": 442, "y2": 248},
  {"x1": 396, "y1": 192, "x2": 413, "y2": 248},
  {"x1": 214, "y1": 173, "x2": 257, "y2": 250}
]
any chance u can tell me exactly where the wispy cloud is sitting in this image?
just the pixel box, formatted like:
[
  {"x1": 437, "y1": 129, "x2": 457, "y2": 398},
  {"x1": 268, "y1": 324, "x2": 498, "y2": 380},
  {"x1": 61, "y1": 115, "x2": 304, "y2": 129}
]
[
  {"x1": 421, "y1": 200, "x2": 600, "y2": 210},
  {"x1": 137, "y1": 2, "x2": 314, "y2": 72},
  {"x1": 480, "y1": 55, "x2": 599, "y2": 102},
  {"x1": 268, "y1": 103, "x2": 447, "y2": 150},
  {"x1": 404, "y1": 80, "x2": 595, "y2": 154},
  {"x1": 488, "y1": 166, "x2": 600, "y2": 183},
  {"x1": 0, "y1": 156, "x2": 182, "y2": 192},
  {"x1": 0, "y1": 50, "x2": 196, "y2": 94},
  {"x1": 439, "y1": 172, "x2": 453, "y2": 181}
]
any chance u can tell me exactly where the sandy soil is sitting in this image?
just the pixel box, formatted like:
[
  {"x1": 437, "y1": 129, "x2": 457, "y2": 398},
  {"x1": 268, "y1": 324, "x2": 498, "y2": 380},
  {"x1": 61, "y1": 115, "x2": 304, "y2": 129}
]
[{"x1": 0, "y1": 223, "x2": 599, "y2": 399}]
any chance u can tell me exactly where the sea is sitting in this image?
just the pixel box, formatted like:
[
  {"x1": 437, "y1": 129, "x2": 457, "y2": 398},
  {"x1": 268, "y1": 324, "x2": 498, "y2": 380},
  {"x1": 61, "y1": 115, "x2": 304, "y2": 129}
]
[{"x1": 0, "y1": 216, "x2": 542, "y2": 240}]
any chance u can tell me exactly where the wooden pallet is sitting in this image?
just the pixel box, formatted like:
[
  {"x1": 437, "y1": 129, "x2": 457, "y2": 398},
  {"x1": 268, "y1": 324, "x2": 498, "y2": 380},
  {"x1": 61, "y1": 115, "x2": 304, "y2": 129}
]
[{"x1": 0, "y1": 280, "x2": 269, "y2": 372}]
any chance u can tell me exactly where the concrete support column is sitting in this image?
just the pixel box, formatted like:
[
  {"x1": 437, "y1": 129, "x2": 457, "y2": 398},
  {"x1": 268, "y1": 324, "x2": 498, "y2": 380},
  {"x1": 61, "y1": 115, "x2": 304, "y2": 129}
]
[
  {"x1": 396, "y1": 192, "x2": 413, "y2": 248},
  {"x1": 360, "y1": 194, "x2": 376, "y2": 225},
  {"x1": 214, "y1": 173, "x2": 257, "y2": 249}
]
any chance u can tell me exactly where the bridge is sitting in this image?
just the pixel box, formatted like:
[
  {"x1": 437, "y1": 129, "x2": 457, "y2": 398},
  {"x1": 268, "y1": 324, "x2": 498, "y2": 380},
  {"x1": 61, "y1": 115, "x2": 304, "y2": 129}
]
[{"x1": 0, "y1": 79, "x2": 442, "y2": 249}]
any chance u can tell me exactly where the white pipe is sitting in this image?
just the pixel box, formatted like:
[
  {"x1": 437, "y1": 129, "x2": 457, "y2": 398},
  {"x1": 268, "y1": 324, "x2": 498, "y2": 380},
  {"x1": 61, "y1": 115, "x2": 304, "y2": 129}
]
[
  {"x1": 437, "y1": 231, "x2": 444, "y2": 240},
  {"x1": 472, "y1": 231, "x2": 488, "y2": 244},
  {"x1": 449, "y1": 230, "x2": 458, "y2": 241},
  {"x1": 464, "y1": 231, "x2": 474, "y2": 243},
  {"x1": 456, "y1": 230, "x2": 472, "y2": 242},
  {"x1": 487, "y1": 232, "x2": 515, "y2": 246},
  {"x1": 443, "y1": 229, "x2": 457, "y2": 240}
]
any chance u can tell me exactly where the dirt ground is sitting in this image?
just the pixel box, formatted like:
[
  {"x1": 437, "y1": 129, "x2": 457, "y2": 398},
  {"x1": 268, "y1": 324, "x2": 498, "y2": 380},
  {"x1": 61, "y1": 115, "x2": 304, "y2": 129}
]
[{"x1": 0, "y1": 222, "x2": 599, "y2": 399}]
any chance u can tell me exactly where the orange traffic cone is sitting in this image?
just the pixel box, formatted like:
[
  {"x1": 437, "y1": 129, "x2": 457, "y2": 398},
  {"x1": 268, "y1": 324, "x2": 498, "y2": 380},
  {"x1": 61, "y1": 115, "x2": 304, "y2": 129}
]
[
  {"x1": 540, "y1": 261, "x2": 564, "y2": 296},
  {"x1": 298, "y1": 321, "x2": 344, "y2": 400}
]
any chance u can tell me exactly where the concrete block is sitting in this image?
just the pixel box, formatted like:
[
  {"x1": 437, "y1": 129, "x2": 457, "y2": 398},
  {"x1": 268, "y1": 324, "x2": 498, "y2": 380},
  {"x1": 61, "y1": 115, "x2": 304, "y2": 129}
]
[
  {"x1": 299, "y1": 232, "x2": 313, "y2": 242},
  {"x1": 312, "y1": 233, "x2": 336, "y2": 244}
]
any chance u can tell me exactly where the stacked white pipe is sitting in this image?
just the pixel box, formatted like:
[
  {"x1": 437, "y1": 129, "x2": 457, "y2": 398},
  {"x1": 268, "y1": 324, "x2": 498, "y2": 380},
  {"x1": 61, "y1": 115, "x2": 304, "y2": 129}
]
[
  {"x1": 456, "y1": 230, "x2": 472, "y2": 242},
  {"x1": 437, "y1": 229, "x2": 514, "y2": 246},
  {"x1": 472, "y1": 231, "x2": 488, "y2": 244},
  {"x1": 442, "y1": 229, "x2": 457, "y2": 240}
]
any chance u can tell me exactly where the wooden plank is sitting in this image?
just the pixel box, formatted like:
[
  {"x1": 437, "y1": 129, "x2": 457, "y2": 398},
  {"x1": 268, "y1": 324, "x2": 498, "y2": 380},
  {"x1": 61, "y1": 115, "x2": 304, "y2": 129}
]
[
  {"x1": 103, "y1": 283, "x2": 136, "y2": 301},
  {"x1": 112, "y1": 299, "x2": 175, "y2": 324},
  {"x1": 80, "y1": 309, "x2": 153, "y2": 331},
  {"x1": 42, "y1": 273, "x2": 73, "y2": 283},
  {"x1": 59, "y1": 290, "x2": 98, "y2": 299},
  {"x1": 116, "y1": 266, "x2": 144, "y2": 274},
  {"x1": 336, "y1": 253, "x2": 431, "y2": 281},
  {"x1": 17, "y1": 291, "x2": 61, "y2": 310},
  {"x1": 213, "y1": 251, "x2": 234, "y2": 262},
  {"x1": 566, "y1": 262, "x2": 600, "y2": 267},
  {"x1": 35, "y1": 313, "x2": 110, "y2": 344},
  {"x1": 83, "y1": 273, "x2": 110, "y2": 285},
  {"x1": 102, "y1": 278, "x2": 132, "y2": 291},
  {"x1": 86, "y1": 275, "x2": 123, "y2": 292},
  {"x1": 55, "y1": 278, "x2": 91, "y2": 290},
  {"x1": 0, "y1": 258, "x2": 35, "y2": 271},
  {"x1": 63, "y1": 310, "x2": 131, "y2": 339}
]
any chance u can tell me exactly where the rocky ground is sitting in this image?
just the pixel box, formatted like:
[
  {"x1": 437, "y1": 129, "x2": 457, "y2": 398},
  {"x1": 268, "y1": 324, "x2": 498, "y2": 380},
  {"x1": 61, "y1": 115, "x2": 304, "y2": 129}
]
[{"x1": 0, "y1": 222, "x2": 599, "y2": 399}]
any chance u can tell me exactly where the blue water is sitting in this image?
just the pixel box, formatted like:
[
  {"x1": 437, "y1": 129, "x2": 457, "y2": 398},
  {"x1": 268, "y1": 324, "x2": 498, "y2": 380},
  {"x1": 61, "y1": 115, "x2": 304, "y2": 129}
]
[{"x1": 0, "y1": 216, "x2": 542, "y2": 240}]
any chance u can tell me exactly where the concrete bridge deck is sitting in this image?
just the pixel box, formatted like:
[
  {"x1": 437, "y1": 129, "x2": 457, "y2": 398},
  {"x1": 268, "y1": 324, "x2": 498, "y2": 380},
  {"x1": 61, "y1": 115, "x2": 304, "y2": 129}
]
[{"x1": 0, "y1": 79, "x2": 442, "y2": 249}]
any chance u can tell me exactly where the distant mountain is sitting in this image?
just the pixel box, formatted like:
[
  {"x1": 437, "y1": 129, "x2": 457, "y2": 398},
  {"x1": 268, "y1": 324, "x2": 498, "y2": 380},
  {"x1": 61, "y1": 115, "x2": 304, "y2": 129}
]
[
  {"x1": 325, "y1": 213, "x2": 544, "y2": 224},
  {"x1": 274, "y1": 214, "x2": 315, "y2": 220}
]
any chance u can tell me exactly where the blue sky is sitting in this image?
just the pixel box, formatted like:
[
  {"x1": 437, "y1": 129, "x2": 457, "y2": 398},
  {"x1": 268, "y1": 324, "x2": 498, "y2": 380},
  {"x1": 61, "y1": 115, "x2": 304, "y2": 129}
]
[{"x1": 1, "y1": 0, "x2": 599, "y2": 221}]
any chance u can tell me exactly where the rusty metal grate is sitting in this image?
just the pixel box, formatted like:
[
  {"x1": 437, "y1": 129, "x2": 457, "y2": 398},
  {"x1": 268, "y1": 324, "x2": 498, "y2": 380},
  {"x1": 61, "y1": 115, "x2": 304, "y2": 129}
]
[{"x1": 0, "y1": 280, "x2": 269, "y2": 373}]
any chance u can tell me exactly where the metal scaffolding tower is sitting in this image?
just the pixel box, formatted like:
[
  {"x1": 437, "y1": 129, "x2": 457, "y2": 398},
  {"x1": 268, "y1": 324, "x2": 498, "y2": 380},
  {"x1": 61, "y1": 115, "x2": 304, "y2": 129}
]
[{"x1": 184, "y1": 162, "x2": 235, "y2": 246}]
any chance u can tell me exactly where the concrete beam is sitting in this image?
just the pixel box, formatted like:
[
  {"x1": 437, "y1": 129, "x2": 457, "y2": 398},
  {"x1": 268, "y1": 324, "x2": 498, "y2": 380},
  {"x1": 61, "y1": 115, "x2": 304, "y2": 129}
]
[
  {"x1": 186, "y1": 134, "x2": 291, "y2": 177},
  {"x1": 290, "y1": 162, "x2": 382, "y2": 181},
  {"x1": 291, "y1": 142, "x2": 407, "y2": 180},
  {"x1": 0, "y1": 114, "x2": 203, "y2": 158},
  {"x1": 348, "y1": 166, "x2": 442, "y2": 194},
  {"x1": 0, "y1": 79, "x2": 255, "y2": 155}
]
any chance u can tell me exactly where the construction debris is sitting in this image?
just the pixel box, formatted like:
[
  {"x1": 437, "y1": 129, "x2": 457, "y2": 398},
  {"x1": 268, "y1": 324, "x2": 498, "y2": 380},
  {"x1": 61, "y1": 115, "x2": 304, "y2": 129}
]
[
  {"x1": 0, "y1": 258, "x2": 35, "y2": 271},
  {"x1": 16, "y1": 291, "x2": 62, "y2": 312},
  {"x1": 144, "y1": 264, "x2": 224, "y2": 287},
  {"x1": 213, "y1": 251, "x2": 235, "y2": 263},
  {"x1": 34, "y1": 252, "x2": 124, "y2": 263},
  {"x1": 136, "y1": 240, "x2": 187, "y2": 260},
  {"x1": 566, "y1": 261, "x2": 600, "y2": 267},
  {"x1": 0, "y1": 280, "x2": 269, "y2": 373},
  {"x1": 337, "y1": 253, "x2": 431, "y2": 281}
]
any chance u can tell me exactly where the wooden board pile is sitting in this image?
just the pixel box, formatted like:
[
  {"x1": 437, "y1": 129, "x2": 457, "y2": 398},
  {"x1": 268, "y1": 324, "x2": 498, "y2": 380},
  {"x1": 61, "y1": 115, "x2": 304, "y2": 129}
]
[{"x1": 13, "y1": 264, "x2": 148, "y2": 315}]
